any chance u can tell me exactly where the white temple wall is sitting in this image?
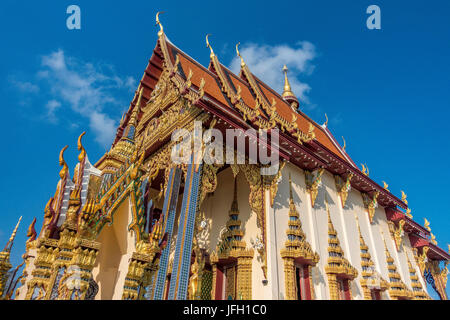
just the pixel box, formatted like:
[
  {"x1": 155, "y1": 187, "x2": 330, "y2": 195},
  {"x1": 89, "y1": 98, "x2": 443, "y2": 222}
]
[{"x1": 92, "y1": 198, "x2": 136, "y2": 300}]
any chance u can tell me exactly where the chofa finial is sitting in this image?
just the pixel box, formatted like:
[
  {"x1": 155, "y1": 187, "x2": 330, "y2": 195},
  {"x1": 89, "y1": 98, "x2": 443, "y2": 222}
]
[
  {"x1": 59, "y1": 145, "x2": 69, "y2": 179},
  {"x1": 236, "y1": 42, "x2": 245, "y2": 67},
  {"x1": 156, "y1": 11, "x2": 165, "y2": 37},
  {"x1": 323, "y1": 113, "x2": 328, "y2": 127},
  {"x1": 206, "y1": 34, "x2": 214, "y2": 58},
  {"x1": 77, "y1": 131, "x2": 86, "y2": 162}
]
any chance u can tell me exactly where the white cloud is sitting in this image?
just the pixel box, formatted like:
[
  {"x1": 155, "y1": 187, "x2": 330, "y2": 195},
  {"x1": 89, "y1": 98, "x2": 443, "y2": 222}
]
[
  {"x1": 45, "y1": 100, "x2": 61, "y2": 123},
  {"x1": 229, "y1": 42, "x2": 316, "y2": 104},
  {"x1": 9, "y1": 78, "x2": 40, "y2": 94},
  {"x1": 36, "y1": 49, "x2": 135, "y2": 146}
]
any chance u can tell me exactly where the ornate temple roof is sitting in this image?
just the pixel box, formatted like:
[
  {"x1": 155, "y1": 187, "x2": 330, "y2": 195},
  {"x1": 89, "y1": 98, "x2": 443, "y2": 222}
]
[{"x1": 92, "y1": 15, "x2": 450, "y2": 264}]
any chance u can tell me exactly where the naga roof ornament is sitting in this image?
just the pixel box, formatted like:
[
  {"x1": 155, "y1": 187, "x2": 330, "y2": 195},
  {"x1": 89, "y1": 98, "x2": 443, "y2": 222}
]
[
  {"x1": 77, "y1": 131, "x2": 86, "y2": 163},
  {"x1": 59, "y1": 145, "x2": 69, "y2": 179}
]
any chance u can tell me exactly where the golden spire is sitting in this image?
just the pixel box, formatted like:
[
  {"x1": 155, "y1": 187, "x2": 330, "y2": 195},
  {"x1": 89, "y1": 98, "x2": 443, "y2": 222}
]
[
  {"x1": 282, "y1": 65, "x2": 295, "y2": 99},
  {"x1": 205, "y1": 34, "x2": 214, "y2": 58},
  {"x1": 3, "y1": 216, "x2": 22, "y2": 252},
  {"x1": 155, "y1": 11, "x2": 165, "y2": 37},
  {"x1": 129, "y1": 87, "x2": 144, "y2": 128},
  {"x1": 59, "y1": 145, "x2": 69, "y2": 179},
  {"x1": 236, "y1": 42, "x2": 245, "y2": 67},
  {"x1": 77, "y1": 131, "x2": 86, "y2": 162}
]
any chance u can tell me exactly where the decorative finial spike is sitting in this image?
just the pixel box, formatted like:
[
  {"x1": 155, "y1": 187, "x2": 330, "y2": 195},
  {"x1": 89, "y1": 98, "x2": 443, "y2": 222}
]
[
  {"x1": 424, "y1": 218, "x2": 431, "y2": 232},
  {"x1": 26, "y1": 217, "x2": 37, "y2": 243},
  {"x1": 77, "y1": 131, "x2": 86, "y2": 162},
  {"x1": 3, "y1": 216, "x2": 22, "y2": 252},
  {"x1": 59, "y1": 145, "x2": 69, "y2": 179},
  {"x1": 323, "y1": 113, "x2": 329, "y2": 127},
  {"x1": 282, "y1": 64, "x2": 296, "y2": 100},
  {"x1": 342, "y1": 136, "x2": 346, "y2": 152},
  {"x1": 206, "y1": 34, "x2": 214, "y2": 58},
  {"x1": 129, "y1": 87, "x2": 144, "y2": 128},
  {"x1": 236, "y1": 42, "x2": 245, "y2": 67},
  {"x1": 156, "y1": 11, "x2": 165, "y2": 37},
  {"x1": 382, "y1": 181, "x2": 389, "y2": 191},
  {"x1": 401, "y1": 190, "x2": 408, "y2": 205}
]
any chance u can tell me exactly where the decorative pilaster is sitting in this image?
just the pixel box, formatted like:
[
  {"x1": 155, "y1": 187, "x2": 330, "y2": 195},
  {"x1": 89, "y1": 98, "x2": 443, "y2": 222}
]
[
  {"x1": 355, "y1": 216, "x2": 388, "y2": 299},
  {"x1": 280, "y1": 174, "x2": 319, "y2": 300},
  {"x1": 211, "y1": 176, "x2": 254, "y2": 300},
  {"x1": 324, "y1": 198, "x2": 358, "y2": 300},
  {"x1": 383, "y1": 240, "x2": 412, "y2": 300},
  {"x1": 406, "y1": 255, "x2": 430, "y2": 300}
]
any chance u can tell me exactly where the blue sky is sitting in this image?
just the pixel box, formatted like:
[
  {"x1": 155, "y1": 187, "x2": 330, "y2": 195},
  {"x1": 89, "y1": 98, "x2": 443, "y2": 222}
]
[{"x1": 1, "y1": 1, "x2": 449, "y2": 298}]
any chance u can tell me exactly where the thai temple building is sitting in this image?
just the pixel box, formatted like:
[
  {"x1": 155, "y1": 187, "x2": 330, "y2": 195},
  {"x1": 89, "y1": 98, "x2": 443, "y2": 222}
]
[{"x1": 1, "y1": 14, "x2": 449, "y2": 300}]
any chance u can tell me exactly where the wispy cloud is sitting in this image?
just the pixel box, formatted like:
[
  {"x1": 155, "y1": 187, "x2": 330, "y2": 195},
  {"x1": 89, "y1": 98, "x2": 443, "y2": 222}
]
[
  {"x1": 45, "y1": 100, "x2": 61, "y2": 123},
  {"x1": 229, "y1": 42, "x2": 316, "y2": 104},
  {"x1": 36, "y1": 49, "x2": 136, "y2": 146},
  {"x1": 11, "y1": 49, "x2": 136, "y2": 147}
]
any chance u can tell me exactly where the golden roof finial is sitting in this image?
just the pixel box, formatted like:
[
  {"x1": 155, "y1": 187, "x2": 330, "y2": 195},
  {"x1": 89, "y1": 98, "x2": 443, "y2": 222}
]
[
  {"x1": 59, "y1": 145, "x2": 69, "y2": 179},
  {"x1": 156, "y1": 11, "x2": 165, "y2": 37},
  {"x1": 361, "y1": 163, "x2": 369, "y2": 176},
  {"x1": 342, "y1": 136, "x2": 346, "y2": 152},
  {"x1": 282, "y1": 65, "x2": 295, "y2": 99},
  {"x1": 424, "y1": 218, "x2": 431, "y2": 232},
  {"x1": 401, "y1": 190, "x2": 408, "y2": 205},
  {"x1": 323, "y1": 113, "x2": 328, "y2": 127},
  {"x1": 206, "y1": 34, "x2": 215, "y2": 58},
  {"x1": 26, "y1": 217, "x2": 37, "y2": 243},
  {"x1": 3, "y1": 216, "x2": 22, "y2": 252},
  {"x1": 430, "y1": 233, "x2": 437, "y2": 245},
  {"x1": 236, "y1": 42, "x2": 245, "y2": 67},
  {"x1": 382, "y1": 181, "x2": 389, "y2": 191},
  {"x1": 77, "y1": 131, "x2": 86, "y2": 162}
]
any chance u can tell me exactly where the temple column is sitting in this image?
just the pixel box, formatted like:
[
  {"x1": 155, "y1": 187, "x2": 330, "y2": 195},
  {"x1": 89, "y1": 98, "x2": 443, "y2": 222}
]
[
  {"x1": 168, "y1": 158, "x2": 203, "y2": 300},
  {"x1": 152, "y1": 166, "x2": 182, "y2": 299}
]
